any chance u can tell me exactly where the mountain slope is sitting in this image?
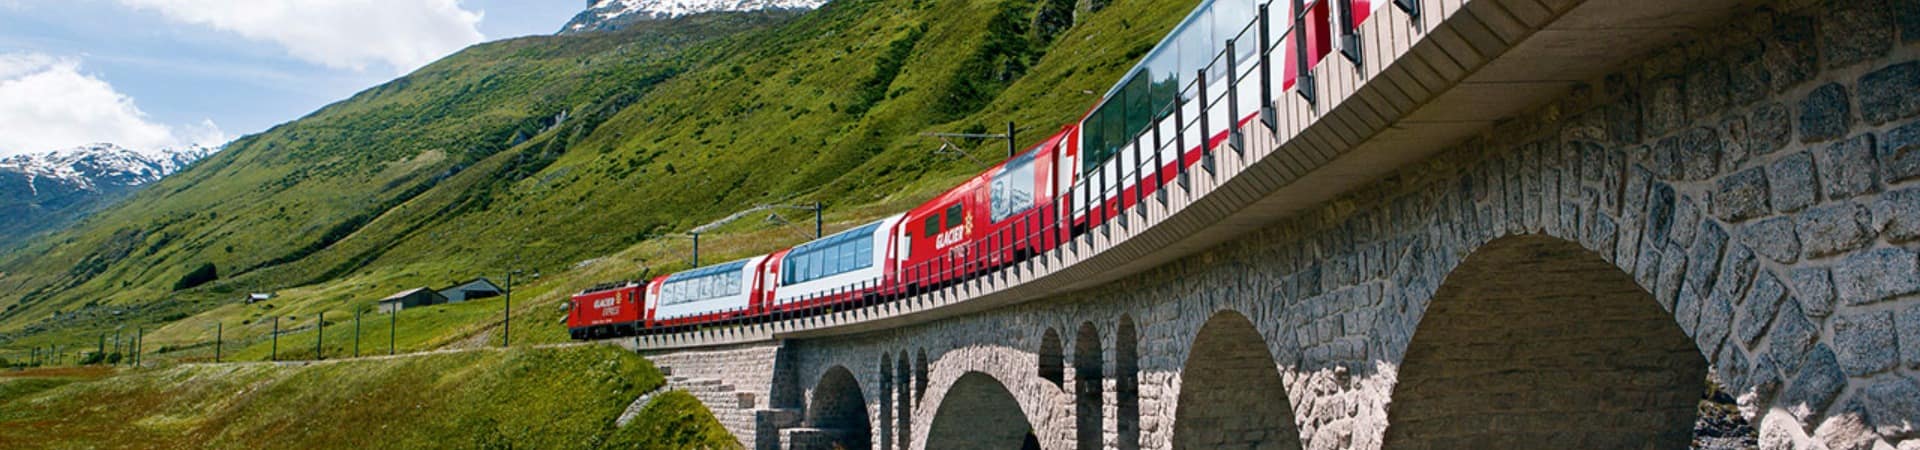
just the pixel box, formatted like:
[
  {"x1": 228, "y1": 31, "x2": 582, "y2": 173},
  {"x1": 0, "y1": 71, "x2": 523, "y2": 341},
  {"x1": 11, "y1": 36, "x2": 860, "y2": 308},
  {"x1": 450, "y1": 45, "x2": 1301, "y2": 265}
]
[
  {"x1": 0, "y1": 12, "x2": 795, "y2": 343},
  {"x1": 0, "y1": 0, "x2": 1199, "y2": 357},
  {"x1": 0, "y1": 144, "x2": 214, "y2": 249}
]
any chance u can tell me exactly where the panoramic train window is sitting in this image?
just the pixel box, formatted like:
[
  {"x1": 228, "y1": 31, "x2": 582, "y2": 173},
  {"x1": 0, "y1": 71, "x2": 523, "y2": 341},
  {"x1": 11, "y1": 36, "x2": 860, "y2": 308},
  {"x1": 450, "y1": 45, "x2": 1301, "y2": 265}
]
[
  {"x1": 991, "y1": 152, "x2": 1037, "y2": 222},
  {"x1": 784, "y1": 221, "x2": 883, "y2": 285},
  {"x1": 1080, "y1": 0, "x2": 1260, "y2": 175},
  {"x1": 945, "y1": 204, "x2": 964, "y2": 229},
  {"x1": 660, "y1": 259, "x2": 749, "y2": 306}
]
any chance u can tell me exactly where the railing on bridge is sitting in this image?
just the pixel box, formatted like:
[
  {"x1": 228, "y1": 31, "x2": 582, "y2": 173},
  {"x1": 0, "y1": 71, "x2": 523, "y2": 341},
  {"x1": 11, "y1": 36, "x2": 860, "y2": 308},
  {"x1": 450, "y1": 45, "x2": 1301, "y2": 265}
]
[{"x1": 635, "y1": 0, "x2": 1409, "y2": 341}]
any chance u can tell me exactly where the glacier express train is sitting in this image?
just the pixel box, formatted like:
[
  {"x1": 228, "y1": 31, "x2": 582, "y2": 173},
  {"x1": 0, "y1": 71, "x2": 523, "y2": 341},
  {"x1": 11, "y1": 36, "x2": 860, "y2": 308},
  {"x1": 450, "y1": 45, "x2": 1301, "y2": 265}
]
[{"x1": 569, "y1": 0, "x2": 1389, "y2": 339}]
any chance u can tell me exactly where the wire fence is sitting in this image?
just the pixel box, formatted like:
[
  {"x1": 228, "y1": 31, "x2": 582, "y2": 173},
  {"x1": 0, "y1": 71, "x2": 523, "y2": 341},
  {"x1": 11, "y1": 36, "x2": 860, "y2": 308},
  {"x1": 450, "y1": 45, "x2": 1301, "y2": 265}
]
[{"x1": 2, "y1": 306, "x2": 451, "y2": 369}]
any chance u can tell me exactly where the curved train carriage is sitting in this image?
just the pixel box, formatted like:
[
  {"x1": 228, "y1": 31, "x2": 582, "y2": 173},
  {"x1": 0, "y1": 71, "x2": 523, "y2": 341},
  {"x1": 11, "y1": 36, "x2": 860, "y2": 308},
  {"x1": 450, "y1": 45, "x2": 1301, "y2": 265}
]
[{"x1": 569, "y1": 0, "x2": 1390, "y2": 339}]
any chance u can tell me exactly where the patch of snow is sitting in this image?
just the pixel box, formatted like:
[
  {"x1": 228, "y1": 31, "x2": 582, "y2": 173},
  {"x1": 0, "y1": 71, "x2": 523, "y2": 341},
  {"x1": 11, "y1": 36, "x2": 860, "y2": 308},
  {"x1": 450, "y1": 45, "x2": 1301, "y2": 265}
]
[
  {"x1": 561, "y1": 0, "x2": 826, "y2": 33},
  {"x1": 0, "y1": 142, "x2": 218, "y2": 198}
]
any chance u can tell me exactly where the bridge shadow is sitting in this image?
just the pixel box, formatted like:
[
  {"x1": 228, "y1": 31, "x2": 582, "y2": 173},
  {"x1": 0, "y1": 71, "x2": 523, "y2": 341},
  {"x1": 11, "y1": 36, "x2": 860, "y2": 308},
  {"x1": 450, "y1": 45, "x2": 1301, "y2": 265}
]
[
  {"x1": 1173, "y1": 311, "x2": 1305, "y2": 450},
  {"x1": 1381, "y1": 234, "x2": 1706, "y2": 448},
  {"x1": 803, "y1": 366, "x2": 871, "y2": 450},
  {"x1": 925, "y1": 371, "x2": 1039, "y2": 450}
]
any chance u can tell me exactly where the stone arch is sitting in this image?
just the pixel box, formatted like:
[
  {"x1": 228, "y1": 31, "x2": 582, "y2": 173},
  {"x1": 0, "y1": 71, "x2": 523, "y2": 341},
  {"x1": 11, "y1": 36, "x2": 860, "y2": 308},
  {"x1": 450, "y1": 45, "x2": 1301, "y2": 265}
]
[
  {"x1": 1173, "y1": 311, "x2": 1303, "y2": 450},
  {"x1": 1073, "y1": 322, "x2": 1103, "y2": 450},
  {"x1": 915, "y1": 343, "x2": 1076, "y2": 450},
  {"x1": 1115, "y1": 315, "x2": 1141, "y2": 450},
  {"x1": 1039, "y1": 328, "x2": 1065, "y2": 387},
  {"x1": 927, "y1": 371, "x2": 1039, "y2": 450},
  {"x1": 1383, "y1": 234, "x2": 1707, "y2": 449},
  {"x1": 897, "y1": 351, "x2": 911, "y2": 450},
  {"x1": 807, "y1": 365, "x2": 873, "y2": 450}
]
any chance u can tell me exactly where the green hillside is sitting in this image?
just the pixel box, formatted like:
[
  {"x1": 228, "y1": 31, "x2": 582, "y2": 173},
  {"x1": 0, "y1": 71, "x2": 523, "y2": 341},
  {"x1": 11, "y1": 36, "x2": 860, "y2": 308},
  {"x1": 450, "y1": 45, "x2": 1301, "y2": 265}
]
[
  {"x1": 0, "y1": 345, "x2": 735, "y2": 449},
  {"x1": 0, "y1": 0, "x2": 1198, "y2": 360}
]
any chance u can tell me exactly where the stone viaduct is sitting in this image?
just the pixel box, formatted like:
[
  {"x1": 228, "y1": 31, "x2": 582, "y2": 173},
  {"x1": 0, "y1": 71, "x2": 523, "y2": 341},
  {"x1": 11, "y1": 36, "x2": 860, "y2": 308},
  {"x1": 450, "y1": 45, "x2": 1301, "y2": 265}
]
[{"x1": 630, "y1": 0, "x2": 1920, "y2": 448}]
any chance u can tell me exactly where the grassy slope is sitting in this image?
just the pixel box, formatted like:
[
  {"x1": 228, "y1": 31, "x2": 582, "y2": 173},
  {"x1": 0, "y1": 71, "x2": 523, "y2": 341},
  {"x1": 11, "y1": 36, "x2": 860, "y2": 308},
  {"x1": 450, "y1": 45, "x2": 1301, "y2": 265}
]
[
  {"x1": 0, "y1": 345, "x2": 733, "y2": 449},
  {"x1": 611, "y1": 390, "x2": 742, "y2": 449},
  {"x1": 0, "y1": 0, "x2": 1199, "y2": 361},
  {"x1": 0, "y1": 12, "x2": 791, "y2": 351}
]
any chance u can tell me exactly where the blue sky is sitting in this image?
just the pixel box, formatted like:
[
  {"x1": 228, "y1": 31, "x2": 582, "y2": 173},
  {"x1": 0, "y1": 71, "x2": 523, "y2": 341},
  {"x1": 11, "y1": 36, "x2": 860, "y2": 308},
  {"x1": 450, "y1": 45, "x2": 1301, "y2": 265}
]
[{"x1": 0, "y1": 0, "x2": 585, "y2": 156}]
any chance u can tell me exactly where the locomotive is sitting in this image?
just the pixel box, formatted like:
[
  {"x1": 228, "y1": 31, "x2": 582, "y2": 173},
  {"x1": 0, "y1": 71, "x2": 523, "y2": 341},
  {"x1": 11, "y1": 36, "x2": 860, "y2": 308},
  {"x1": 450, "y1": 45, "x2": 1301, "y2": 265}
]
[{"x1": 569, "y1": 0, "x2": 1385, "y2": 340}]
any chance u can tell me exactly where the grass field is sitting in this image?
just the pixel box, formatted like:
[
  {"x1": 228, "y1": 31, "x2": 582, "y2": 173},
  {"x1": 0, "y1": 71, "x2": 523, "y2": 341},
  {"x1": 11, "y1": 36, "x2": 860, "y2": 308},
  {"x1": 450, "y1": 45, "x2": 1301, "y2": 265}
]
[{"x1": 0, "y1": 345, "x2": 735, "y2": 449}]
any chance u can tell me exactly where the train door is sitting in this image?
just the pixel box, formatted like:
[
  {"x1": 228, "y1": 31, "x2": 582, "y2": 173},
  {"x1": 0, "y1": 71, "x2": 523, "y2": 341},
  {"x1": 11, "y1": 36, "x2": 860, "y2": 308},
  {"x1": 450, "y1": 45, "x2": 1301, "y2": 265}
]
[{"x1": 762, "y1": 249, "x2": 790, "y2": 311}]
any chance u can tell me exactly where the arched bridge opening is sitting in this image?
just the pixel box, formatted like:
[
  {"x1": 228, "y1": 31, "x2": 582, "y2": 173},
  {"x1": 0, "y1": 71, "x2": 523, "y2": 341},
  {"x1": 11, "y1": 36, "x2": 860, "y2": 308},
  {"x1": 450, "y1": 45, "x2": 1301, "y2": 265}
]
[
  {"x1": 926, "y1": 371, "x2": 1038, "y2": 450},
  {"x1": 1173, "y1": 311, "x2": 1304, "y2": 450},
  {"x1": 1384, "y1": 234, "x2": 1708, "y2": 449},
  {"x1": 804, "y1": 366, "x2": 873, "y2": 450}
]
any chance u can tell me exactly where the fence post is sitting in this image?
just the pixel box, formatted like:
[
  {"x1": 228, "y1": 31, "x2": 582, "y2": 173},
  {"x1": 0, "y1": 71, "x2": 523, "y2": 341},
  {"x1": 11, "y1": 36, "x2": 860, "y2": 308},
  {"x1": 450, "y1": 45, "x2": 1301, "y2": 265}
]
[
  {"x1": 1097, "y1": 163, "x2": 1110, "y2": 235},
  {"x1": 1259, "y1": 3, "x2": 1277, "y2": 131},
  {"x1": 271, "y1": 316, "x2": 279, "y2": 362},
  {"x1": 216, "y1": 322, "x2": 223, "y2": 363},
  {"x1": 134, "y1": 327, "x2": 142, "y2": 367},
  {"x1": 354, "y1": 310, "x2": 362, "y2": 358},
  {"x1": 315, "y1": 311, "x2": 324, "y2": 361},
  {"x1": 1157, "y1": 106, "x2": 1170, "y2": 204},
  {"x1": 1227, "y1": 39, "x2": 1245, "y2": 156},
  {"x1": 1293, "y1": 0, "x2": 1317, "y2": 106},
  {"x1": 389, "y1": 310, "x2": 396, "y2": 356},
  {"x1": 1338, "y1": 0, "x2": 1362, "y2": 67},
  {"x1": 1197, "y1": 68, "x2": 1214, "y2": 175}
]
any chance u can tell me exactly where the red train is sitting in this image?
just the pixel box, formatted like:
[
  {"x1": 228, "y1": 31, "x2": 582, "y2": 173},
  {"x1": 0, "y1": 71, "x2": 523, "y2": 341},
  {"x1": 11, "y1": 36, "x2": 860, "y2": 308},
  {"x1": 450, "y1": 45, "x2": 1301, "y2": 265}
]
[{"x1": 570, "y1": 0, "x2": 1387, "y2": 340}]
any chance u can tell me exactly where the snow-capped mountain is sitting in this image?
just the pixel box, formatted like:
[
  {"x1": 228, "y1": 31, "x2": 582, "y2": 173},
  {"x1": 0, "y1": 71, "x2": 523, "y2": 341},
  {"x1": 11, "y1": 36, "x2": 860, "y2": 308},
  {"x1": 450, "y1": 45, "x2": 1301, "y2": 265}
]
[
  {"x1": 0, "y1": 143, "x2": 211, "y2": 195},
  {"x1": 560, "y1": 0, "x2": 826, "y2": 34},
  {"x1": 0, "y1": 143, "x2": 215, "y2": 246}
]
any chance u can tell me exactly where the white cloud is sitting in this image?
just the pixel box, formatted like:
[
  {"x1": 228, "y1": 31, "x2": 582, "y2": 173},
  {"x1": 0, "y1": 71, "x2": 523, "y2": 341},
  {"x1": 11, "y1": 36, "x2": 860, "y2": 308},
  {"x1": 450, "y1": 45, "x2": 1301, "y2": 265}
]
[
  {"x1": 117, "y1": 0, "x2": 486, "y2": 73},
  {"x1": 0, "y1": 52, "x2": 226, "y2": 156}
]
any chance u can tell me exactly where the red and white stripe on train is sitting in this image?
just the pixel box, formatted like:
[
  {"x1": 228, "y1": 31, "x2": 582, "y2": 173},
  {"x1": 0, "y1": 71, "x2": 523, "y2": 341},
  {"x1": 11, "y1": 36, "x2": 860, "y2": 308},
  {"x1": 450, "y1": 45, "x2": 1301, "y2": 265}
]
[{"x1": 568, "y1": 0, "x2": 1390, "y2": 340}]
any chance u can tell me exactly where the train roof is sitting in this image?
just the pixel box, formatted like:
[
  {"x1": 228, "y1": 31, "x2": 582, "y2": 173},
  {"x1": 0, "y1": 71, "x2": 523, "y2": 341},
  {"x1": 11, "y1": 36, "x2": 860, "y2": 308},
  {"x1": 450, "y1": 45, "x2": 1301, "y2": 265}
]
[
  {"x1": 576, "y1": 281, "x2": 641, "y2": 295},
  {"x1": 665, "y1": 258, "x2": 753, "y2": 282},
  {"x1": 789, "y1": 219, "x2": 887, "y2": 254}
]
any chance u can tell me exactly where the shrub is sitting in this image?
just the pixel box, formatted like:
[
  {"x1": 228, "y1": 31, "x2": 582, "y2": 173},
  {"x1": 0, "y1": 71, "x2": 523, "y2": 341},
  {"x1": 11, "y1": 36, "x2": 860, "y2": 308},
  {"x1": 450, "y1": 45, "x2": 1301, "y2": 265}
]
[{"x1": 173, "y1": 263, "x2": 219, "y2": 291}]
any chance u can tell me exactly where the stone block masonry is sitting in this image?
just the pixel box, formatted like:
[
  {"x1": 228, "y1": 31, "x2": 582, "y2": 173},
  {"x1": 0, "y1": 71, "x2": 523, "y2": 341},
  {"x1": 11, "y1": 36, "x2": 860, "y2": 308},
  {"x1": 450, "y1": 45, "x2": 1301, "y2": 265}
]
[{"x1": 637, "y1": 342, "x2": 791, "y2": 450}]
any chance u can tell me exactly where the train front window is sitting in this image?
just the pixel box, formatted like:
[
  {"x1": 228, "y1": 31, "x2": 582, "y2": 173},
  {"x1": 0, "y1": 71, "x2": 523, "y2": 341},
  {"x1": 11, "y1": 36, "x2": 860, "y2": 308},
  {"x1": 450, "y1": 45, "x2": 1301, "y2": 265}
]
[{"x1": 944, "y1": 204, "x2": 964, "y2": 229}]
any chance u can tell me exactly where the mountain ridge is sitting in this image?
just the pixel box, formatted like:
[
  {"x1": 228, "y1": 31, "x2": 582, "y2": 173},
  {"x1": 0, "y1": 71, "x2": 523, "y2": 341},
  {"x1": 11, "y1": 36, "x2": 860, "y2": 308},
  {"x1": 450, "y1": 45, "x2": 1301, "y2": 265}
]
[
  {"x1": 0, "y1": 143, "x2": 215, "y2": 249},
  {"x1": 560, "y1": 0, "x2": 826, "y2": 34},
  {"x1": 0, "y1": 144, "x2": 213, "y2": 193}
]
